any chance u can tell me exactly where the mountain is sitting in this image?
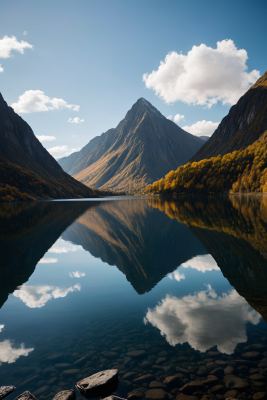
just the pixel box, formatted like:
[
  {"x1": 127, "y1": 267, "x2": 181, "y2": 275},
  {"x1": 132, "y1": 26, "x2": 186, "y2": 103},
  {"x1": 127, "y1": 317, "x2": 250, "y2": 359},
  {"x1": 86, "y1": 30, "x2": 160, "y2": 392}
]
[
  {"x1": 199, "y1": 136, "x2": 209, "y2": 142},
  {"x1": 191, "y1": 71, "x2": 267, "y2": 162},
  {"x1": 62, "y1": 198, "x2": 207, "y2": 294},
  {"x1": 0, "y1": 93, "x2": 102, "y2": 200},
  {"x1": 58, "y1": 98, "x2": 204, "y2": 192}
]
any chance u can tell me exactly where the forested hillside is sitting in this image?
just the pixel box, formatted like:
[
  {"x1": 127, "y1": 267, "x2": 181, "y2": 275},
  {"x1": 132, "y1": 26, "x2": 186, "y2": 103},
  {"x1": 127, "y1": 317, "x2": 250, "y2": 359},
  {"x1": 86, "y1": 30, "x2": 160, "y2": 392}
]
[{"x1": 145, "y1": 132, "x2": 267, "y2": 195}]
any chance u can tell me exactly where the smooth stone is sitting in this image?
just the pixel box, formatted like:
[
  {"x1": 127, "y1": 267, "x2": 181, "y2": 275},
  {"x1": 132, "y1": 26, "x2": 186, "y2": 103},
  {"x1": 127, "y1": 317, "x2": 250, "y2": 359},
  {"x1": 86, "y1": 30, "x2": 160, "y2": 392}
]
[
  {"x1": 156, "y1": 358, "x2": 166, "y2": 365},
  {"x1": 252, "y1": 394, "x2": 267, "y2": 400},
  {"x1": 123, "y1": 372, "x2": 138, "y2": 380},
  {"x1": 43, "y1": 367, "x2": 57, "y2": 376},
  {"x1": 202, "y1": 376, "x2": 219, "y2": 387},
  {"x1": 179, "y1": 382, "x2": 205, "y2": 395},
  {"x1": 0, "y1": 387, "x2": 16, "y2": 400},
  {"x1": 127, "y1": 351, "x2": 146, "y2": 358},
  {"x1": 210, "y1": 368, "x2": 224, "y2": 378},
  {"x1": 206, "y1": 363, "x2": 217, "y2": 371},
  {"x1": 47, "y1": 378, "x2": 58, "y2": 385},
  {"x1": 52, "y1": 391, "x2": 76, "y2": 400},
  {"x1": 21, "y1": 376, "x2": 40, "y2": 386},
  {"x1": 55, "y1": 364, "x2": 72, "y2": 369},
  {"x1": 47, "y1": 352, "x2": 64, "y2": 360},
  {"x1": 74, "y1": 356, "x2": 88, "y2": 366},
  {"x1": 224, "y1": 375, "x2": 249, "y2": 390},
  {"x1": 127, "y1": 391, "x2": 143, "y2": 400},
  {"x1": 197, "y1": 367, "x2": 207, "y2": 376},
  {"x1": 149, "y1": 382, "x2": 167, "y2": 389},
  {"x1": 103, "y1": 352, "x2": 118, "y2": 359},
  {"x1": 176, "y1": 394, "x2": 199, "y2": 400},
  {"x1": 249, "y1": 374, "x2": 265, "y2": 381},
  {"x1": 159, "y1": 351, "x2": 167, "y2": 357},
  {"x1": 14, "y1": 392, "x2": 37, "y2": 400},
  {"x1": 224, "y1": 366, "x2": 234, "y2": 375},
  {"x1": 210, "y1": 385, "x2": 225, "y2": 394},
  {"x1": 141, "y1": 362, "x2": 152, "y2": 369},
  {"x1": 134, "y1": 375, "x2": 155, "y2": 384},
  {"x1": 176, "y1": 368, "x2": 189, "y2": 375},
  {"x1": 104, "y1": 397, "x2": 126, "y2": 400},
  {"x1": 223, "y1": 390, "x2": 237, "y2": 398},
  {"x1": 32, "y1": 387, "x2": 50, "y2": 396},
  {"x1": 63, "y1": 369, "x2": 81, "y2": 375},
  {"x1": 76, "y1": 369, "x2": 119, "y2": 397},
  {"x1": 242, "y1": 352, "x2": 261, "y2": 360},
  {"x1": 163, "y1": 375, "x2": 182, "y2": 387},
  {"x1": 145, "y1": 389, "x2": 168, "y2": 400}
]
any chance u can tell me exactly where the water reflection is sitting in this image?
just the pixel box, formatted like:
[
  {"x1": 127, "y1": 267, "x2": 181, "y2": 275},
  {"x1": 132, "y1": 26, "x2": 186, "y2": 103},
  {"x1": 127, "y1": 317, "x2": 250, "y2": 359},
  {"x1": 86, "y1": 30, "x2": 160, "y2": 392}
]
[
  {"x1": 0, "y1": 339, "x2": 34, "y2": 365},
  {"x1": 144, "y1": 286, "x2": 260, "y2": 354}
]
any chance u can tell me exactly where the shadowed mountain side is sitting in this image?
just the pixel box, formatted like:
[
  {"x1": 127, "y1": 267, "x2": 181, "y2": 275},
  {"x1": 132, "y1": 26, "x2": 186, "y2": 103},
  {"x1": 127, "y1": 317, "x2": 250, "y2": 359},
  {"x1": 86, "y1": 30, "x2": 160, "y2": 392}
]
[
  {"x1": 0, "y1": 201, "x2": 99, "y2": 309},
  {"x1": 59, "y1": 98, "x2": 204, "y2": 192},
  {"x1": 62, "y1": 199, "x2": 208, "y2": 294},
  {"x1": 148, "y1": 195, "x2": 267, "y2": 321},
  {"x1": 190, "y1": 71, "x2": 267, "y2": 162},
  {"x1": 0, "y1": 93, "x2": 101, "y2": 200},
  {"x1": 190, "y1": 226, "x2": 267, "y2": 323}
]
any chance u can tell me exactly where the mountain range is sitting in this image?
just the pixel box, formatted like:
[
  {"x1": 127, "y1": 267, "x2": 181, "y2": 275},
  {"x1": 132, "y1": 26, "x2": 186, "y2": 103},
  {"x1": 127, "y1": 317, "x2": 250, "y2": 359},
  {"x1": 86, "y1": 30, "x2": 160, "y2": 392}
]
[
  {"x1": 0, "y1": 93, "x2": 102, "y2": 200},
  {"x1": 58, "y1": 98, "x2": 204, "y2": 192}
]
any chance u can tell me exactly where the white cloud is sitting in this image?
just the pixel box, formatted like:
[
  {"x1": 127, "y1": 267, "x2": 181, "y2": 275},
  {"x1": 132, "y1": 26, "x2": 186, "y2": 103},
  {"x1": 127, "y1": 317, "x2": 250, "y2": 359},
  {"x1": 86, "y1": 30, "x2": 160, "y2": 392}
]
[
  {"x1": 143, "y1": 39, "x2": 260, "y2": 107},
  {"x1": 0, "y1": 340, "x2": 34, "y2": 365},
  {"x1": 0, "y1": 65, "x2": 3, "y2": 73},
  {"x1": 38, "y1": 258, "x2": 57, "y2": 264},
  {"x1": 13, "y1": 284, "x2": 81, "y2": 308},
  {"x1": 167, "y1": 114, "x2": 185, "y2": 123},
  {"x1": 144, "y1": 286, "x2": 260, "y2": 354},
  {"x1": 23, "y1": 31, "x2": 27, "y2": 36},
  {"x1": 0, "y1": 35, "x2": 33, "y2": 59},
  {"x1": 69, "y1": 271, "x2": 85, "y2": 278},
  {"x1": 182, "y1": 120, "x2": 219, "y2": 137},
  {"x1": 48, "y1": 238, "x2": 83, "y2": 253},
  {"x1": 181, "y1": 255, "x2": 220, "y2": 272},
  {"x1": 168, "y1": 271, "x2": 185, "y2": 281},
  {"x1": 11, "y1": 90, "x2": 80, "y2": 113},
  {"x1": 68, "y1": 117, "x2": 84, "y2": 124},
  {"x1": 36, "y1": 135, "x2": 56, "y2": 142},
  {"x1": 48, "y1": 145, "x2": 80, "y2": 159},
  {"x1": 0, "y1": 325, "x2": 4, "y2": 333}
]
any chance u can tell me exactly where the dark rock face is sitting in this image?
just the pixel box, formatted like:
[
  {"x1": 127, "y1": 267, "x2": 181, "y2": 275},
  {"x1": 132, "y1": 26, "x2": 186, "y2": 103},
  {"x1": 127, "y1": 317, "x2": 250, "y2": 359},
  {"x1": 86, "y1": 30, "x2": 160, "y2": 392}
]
[
  {"x1": 190, "y1": 71, "x2": 267, "y2": 162},
  {"x1": 0, "y1": 92, "x2": 97, "y2": 199},
  {"x1": 76, "y1": 369, "x2": 119, "y2": 398},
  {"x1": 59, "y1": 98, "x2": 204, "y2": 191},
  {"x1": 0, "y1": 386, "x2": 16, "y2": 400}
]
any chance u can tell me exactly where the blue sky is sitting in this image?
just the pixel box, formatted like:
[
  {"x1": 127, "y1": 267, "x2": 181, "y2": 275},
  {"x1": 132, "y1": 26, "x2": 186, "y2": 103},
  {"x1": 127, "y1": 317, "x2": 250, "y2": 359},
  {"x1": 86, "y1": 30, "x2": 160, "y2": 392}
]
[{"x1": 0, "y1": 0, "x2": 266, "y2": 158}]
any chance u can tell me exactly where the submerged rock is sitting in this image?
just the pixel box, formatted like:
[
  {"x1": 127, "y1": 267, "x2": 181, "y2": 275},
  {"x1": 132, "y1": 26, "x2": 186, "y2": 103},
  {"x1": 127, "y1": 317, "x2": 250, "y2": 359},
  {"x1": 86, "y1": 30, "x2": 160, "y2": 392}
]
[
  {"x1": 14, "y1": 392, "x2": 37, "y2": 400},
  {"x1": 52, "y1": 390, "x2": 76, "y2": 400},
  {"x1": 145, "y1": 389, "x2": 168, "y2": 400},
  {"x1": 0, "y1": 387, "x2": 16, "y2": 400},
  {"x1": 76, "y1": 369, "x2": 119, "y2": 398},
  {"x1": 179, "y1": 382, "x2": 205, "y2": 395}
]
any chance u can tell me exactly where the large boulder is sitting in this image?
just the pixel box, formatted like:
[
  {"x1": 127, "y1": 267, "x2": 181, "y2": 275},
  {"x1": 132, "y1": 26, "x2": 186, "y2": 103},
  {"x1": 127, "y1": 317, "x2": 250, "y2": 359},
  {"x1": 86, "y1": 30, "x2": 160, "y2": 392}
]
[
  {"x1": 76, "y1": 369, "x2": 119, "y2": 398},
  {"x1": 0, "y1": 387, "x2": 15, "y2": 400}
]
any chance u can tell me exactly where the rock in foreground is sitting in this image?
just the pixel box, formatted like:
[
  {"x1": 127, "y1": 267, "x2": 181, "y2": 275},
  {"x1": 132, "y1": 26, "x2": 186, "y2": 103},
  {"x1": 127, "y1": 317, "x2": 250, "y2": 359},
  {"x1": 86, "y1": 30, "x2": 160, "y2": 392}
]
[
  {"x1": 76, "y1": 369, "x2": 119, "y2": 398},
  {"x1": 52, "y1": 390, "x2": 76, "y2": 400},
  {"x1": 0, "y1": 387, "x2": 16, "y2": 400},
  {"x1": 14, "y1": 392, "x2": 37, "y2": 400}
]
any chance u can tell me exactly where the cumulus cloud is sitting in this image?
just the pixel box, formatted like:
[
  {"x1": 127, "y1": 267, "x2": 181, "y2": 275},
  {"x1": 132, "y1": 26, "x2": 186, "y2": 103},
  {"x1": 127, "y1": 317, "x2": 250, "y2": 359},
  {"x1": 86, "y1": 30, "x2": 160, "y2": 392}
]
[
  {"x1": 48, "y1": 238, "x2": 83, "y2": 253},
  {"x1": 38, "y1": 258, "x2": 57, "y2": 264},
  {"x1": 36, "y1": 135, "x2": 56, "y2": 142},
  {"x1": 144, "y1": 286, "x2": 260, "y2": 354},
  {"x1": 0, "y1": 325, "x2": 4, "y2": 332},
  {"x1": 0, "y1": 35, "x2": 33, "y2": 59},
  {"x1": 48, "y1": 145, "x2": 80, "y2": 159},
  {"x1": 11, "y1": 90, "x2": 80, "y2": 113},
  {"x1": 167, "y1": 114, "x2": 185, "y2": 123},
  {"x1": 181, "y1": 255, "x2": 220, "y2": 273},
  {"x1": 143, "y1": 39, "x2": 260, "y2": 107},
  {"x1": 69, "y1": 271, "x2": 86, "y2": 278},
  {"x1": 68, "y1": 117, "x2": 84, "y2": 124},
  {"x1": 0, "y1": 340, "x2": 34, "y2": 365},
  {"x1": 182, "y1": 120, "x2": 219, "y2": 137},
  {"x1": 168, "y1": 271, "x2": 185, "y2": 282},
  {"x1": 13, "y1": 284, "x2": 81, "y2": 308}
]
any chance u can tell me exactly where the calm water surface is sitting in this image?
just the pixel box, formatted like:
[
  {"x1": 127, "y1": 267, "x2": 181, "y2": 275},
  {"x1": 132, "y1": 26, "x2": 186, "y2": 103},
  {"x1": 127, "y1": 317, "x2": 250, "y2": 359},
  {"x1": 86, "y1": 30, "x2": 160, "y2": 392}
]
[{"x1": 0, "y1": 195, "x2": 267, "y2": 400}]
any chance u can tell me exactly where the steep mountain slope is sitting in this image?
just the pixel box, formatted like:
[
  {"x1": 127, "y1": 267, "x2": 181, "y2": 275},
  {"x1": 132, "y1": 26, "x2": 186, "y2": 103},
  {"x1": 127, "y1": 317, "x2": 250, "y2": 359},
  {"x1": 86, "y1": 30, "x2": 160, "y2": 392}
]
[
  {"x1": 0, "y1": 92, "x2": 101, "y2": 200},
  {"x1": 191, "y1": 71, "x2": 267, "y2": 162},
  {"x1": 199, "y1": 136, "x2": 209, "y2": 142},
  {"x1": 59, "y1": 98, "x2": 204, "y2": 192}
]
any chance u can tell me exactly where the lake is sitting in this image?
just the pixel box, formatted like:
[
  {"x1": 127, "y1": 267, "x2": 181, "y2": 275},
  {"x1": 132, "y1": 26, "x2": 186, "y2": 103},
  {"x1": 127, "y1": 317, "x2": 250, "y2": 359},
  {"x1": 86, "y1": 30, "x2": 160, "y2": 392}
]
[{"x1": 0, "y1": 195, "x2": 267, "y2": 400}]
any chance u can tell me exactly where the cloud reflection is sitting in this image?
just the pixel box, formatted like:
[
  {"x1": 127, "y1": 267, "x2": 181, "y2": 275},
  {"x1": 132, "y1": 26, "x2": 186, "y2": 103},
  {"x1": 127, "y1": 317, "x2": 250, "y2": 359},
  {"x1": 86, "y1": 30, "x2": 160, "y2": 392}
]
[
  {"x1": 48, "y1": 238, "x2": 83, "y2": 254},
  {"x1": 69, "y1": 271, "x2": 85, "y2": 278},
  {"x1": 144, "y1": 286, "x2": 260, "y2": 354},
  {"x1": 0, "y1": 325, "x2": 4, "y2": 332},
  {"x1": 13, "y1": 284, "x2": 81, "y2": 308},
  {"x1": 0, "y1": 340, "x2": 34, "y2": 365},
  {"x1": 181, "y1": 255, "x2": 220, "y2": 272},
  {"x1": 38, "y1": 258, "x2": 58, "y2": 264},
  {"x1": 168, "y1": 271, "x2": 185, "y2": 281}
]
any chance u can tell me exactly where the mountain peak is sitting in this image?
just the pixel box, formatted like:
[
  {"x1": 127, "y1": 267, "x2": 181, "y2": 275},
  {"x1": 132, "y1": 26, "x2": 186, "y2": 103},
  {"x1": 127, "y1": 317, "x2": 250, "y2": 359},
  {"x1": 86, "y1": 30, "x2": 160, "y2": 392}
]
[{"x1": 131, "y1": 97, "x2": 164, "y2": 119}]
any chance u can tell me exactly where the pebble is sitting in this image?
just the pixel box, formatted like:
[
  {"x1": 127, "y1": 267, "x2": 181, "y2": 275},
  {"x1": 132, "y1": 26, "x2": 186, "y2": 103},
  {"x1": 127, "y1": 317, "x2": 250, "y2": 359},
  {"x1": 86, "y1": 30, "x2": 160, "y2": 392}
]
[
  {"x1": 249, "y1": 374, "x2": 265, "y2": 381},
  {"x1": 62, "y1": 369, "x2": 81, "y2": 375},
  {"x1": 145, "y1": 389, "x2": 168, "y2": 400},
  {"x1": 127, "y1": 351, "x2": 147, "y2": 358},
  {"x1": 47, "y1": 353, "x2": 64, "y2": 360},
  {"x1": 252, "y1": 394, "x2": 267, "y2": 400},
  {"x1": 176, "y1": 394, "x2": 199, "y2": 400},
  {"x1": 149, "y1": 382, "x2": 167, "y2": 389},
  {"x1": 223, "y1": 390, "x2": 237, "y2": 398},
  {"x1": 133, "y1": 375, "x2": 155, "y2": 384},
  {"x1": 224, "y1": 366, "x2": 234, "y2": 375},
  {"x1": 32, "y1": 387, "x2": 50, "y2": 396},
  {"x1": 179, "y1": 382, "x2": 205, "y2": 395},
  {"x1": 242, "y1": 352, "x2": 261, "y2": 360},
  {"x1": 210, "y1": 385, "x2": 225, "y2": 394}
]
